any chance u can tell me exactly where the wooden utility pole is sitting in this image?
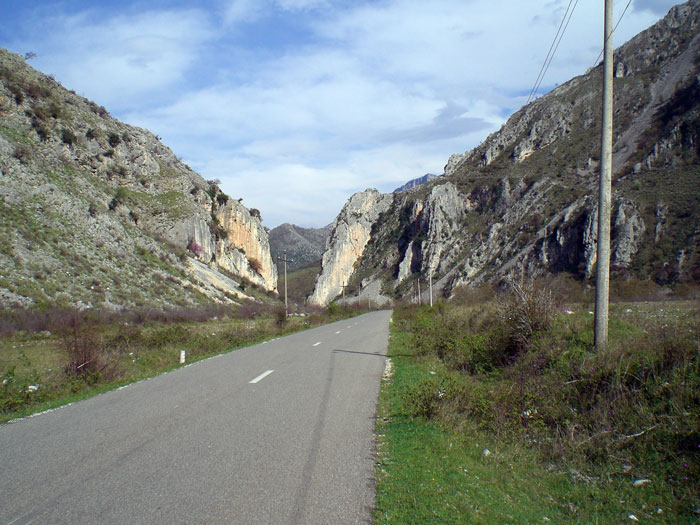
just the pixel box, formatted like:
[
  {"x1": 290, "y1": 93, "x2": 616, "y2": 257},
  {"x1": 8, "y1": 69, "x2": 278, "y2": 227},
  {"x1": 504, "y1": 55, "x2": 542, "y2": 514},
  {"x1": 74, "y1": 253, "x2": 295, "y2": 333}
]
[
  {"x1": 278, "y1": 251, "x2": 290, "y2": 316},
  {"x1": 595, "y1": 0, "x2": 614, "y2": 350}
]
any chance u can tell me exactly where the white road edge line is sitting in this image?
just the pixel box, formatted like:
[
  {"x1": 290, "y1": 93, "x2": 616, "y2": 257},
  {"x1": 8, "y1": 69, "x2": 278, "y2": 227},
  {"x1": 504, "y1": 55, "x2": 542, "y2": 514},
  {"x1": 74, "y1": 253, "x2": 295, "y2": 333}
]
[
  {"x1": 313, "y1": 342, "x2": 322, "y2": 347},
  {"x1": 249, "y1": 370, "x2": 274, "y2": 384}
]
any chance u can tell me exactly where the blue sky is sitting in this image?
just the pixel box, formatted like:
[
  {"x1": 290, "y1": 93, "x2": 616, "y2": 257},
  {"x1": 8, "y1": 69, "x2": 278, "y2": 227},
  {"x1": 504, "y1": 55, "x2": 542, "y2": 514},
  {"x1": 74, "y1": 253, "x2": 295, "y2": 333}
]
[{"x1": 0, "y1": 0, "x2": 679, "y2": 227}]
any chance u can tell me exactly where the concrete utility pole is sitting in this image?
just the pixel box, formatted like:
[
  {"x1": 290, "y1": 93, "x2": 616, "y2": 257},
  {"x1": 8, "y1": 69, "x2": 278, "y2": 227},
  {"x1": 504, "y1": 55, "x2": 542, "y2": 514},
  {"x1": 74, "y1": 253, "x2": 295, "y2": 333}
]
[
  {"x1": 429, "y1": 268, "x2": 433, "y2": 307},
  {"x1": 278, "y1": 251, "x2": 290, "y2": 316},
  {"x1": 595, "y1": 0, "x2": 614, "y2": 350}
]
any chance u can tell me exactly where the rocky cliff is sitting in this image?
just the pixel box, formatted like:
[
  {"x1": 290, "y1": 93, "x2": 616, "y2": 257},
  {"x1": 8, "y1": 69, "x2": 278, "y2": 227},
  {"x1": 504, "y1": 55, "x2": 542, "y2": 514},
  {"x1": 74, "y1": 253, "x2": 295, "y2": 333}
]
[
  {"x1": 311, "y1": 1, "x2": 700, "y2": 303},
  {"x1": 0, "y1": 47, "x2": 277, "y2": 309},
  {"x1": 309, "y1": 189, "x2": 393, "y2": 305}
]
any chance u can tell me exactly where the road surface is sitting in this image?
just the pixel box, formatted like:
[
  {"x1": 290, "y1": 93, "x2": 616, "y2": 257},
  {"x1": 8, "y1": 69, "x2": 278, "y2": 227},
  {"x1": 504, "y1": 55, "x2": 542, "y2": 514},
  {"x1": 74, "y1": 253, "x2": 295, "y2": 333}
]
[{"x1": 0, "y1": 310, "x2": 393, "y2": 524}]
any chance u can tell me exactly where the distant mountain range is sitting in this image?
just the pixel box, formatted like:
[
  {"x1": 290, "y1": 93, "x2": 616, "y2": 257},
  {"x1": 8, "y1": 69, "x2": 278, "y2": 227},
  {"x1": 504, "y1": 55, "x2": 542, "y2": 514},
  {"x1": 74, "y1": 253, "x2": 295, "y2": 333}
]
[
  {"x1": 268, "y1": 223, "x2": 332, "y2": 271},
  {"x1": 392, "y1": 173, "x2": 442, "y2": 193}
]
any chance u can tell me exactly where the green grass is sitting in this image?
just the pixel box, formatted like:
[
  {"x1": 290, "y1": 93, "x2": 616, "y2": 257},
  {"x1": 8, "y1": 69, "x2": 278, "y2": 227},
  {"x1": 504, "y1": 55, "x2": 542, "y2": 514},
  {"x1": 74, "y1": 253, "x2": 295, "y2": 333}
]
[{"x1": 374, "y1": 293, "x2": 699, "y2": 523}]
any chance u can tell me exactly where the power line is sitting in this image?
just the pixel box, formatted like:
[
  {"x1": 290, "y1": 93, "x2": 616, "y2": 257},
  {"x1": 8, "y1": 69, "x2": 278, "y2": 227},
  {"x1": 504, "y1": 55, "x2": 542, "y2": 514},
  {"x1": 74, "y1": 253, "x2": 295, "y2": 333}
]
[
  {"x1": 592, "y1": 0, "x2": 634, "y2": 67},
  {"x1": 526, "y1": 0, "x2": 575, "y2": 105},
  {"x1": 527, "y1": 0, "x2": 579, "y2": 106}
]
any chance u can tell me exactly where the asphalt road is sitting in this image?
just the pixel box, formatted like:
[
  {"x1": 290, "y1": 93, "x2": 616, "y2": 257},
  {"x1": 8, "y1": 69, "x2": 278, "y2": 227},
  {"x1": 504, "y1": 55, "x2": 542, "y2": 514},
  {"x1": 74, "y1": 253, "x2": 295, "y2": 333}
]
[{"x1": 0, "y1": 310, "x2": 393, "y2": 524}]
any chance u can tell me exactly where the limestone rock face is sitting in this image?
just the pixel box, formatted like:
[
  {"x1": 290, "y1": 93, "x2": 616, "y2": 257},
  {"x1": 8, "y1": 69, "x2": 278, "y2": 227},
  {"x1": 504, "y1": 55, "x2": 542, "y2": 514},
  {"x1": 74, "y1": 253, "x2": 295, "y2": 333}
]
[
  {"x1": 309, "y1": 189, "x2": 393, "y2": 305},
  {"x1": 215, "y1": 201, "x2": 277, "y2": 291},
  {"x1": 395, "y1": 182, "x2": 469, "y2": 284}
]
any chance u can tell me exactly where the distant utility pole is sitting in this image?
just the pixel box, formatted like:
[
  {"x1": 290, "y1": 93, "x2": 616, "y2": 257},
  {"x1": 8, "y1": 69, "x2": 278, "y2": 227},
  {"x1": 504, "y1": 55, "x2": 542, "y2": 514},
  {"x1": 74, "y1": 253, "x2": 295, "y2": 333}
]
[
  {"x1": 429, "y1": 268, "x2": 433, "y2": 307},
  {"x1": 278, "y1": 251, "x2": 290, "y2": 316},
  {"x1": 595, "y1": 0, "x2": 614, "y2": 350}
]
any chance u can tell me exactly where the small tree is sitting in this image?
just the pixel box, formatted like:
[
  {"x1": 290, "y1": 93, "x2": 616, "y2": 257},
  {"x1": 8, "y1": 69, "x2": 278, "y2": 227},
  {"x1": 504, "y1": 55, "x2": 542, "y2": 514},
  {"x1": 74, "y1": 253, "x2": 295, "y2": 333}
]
[{"x1": 188, "y1": 241, "x2": 204, "y2": 257}]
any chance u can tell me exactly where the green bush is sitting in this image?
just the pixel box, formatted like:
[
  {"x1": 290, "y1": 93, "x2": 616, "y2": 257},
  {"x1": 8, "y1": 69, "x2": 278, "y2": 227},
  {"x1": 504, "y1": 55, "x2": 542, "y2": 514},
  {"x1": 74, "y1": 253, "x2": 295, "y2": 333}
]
[
  {"x1": 144, "y1": 325, "x2": 190, "y2": 349},
  {"x1": 326, "y1": 301, "x2": 340, "y2": 315},
  {"x1": 402, "y1": 377, "x2": 450, "y2": 419}
]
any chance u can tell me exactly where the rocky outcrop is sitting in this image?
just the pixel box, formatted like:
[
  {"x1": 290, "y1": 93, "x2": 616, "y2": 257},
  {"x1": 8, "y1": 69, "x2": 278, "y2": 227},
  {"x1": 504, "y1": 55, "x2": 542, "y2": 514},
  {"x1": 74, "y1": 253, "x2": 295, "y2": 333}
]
[
  {"x1": 215, "y1": 201, "x2": 277, "y2": 291},
  {"x1": 309, "y1": 189, "x2": 393, "y2": 305},
  {"x1": 396, "y1": 182, "x2": 469, "y2": 283}
]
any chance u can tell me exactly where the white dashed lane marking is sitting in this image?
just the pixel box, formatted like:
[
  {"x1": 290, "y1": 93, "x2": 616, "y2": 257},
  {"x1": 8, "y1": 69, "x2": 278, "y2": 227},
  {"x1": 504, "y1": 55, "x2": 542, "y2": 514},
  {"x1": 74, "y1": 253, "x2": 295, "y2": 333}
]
[{"x1": 249, "y1": 370, "x2": 274, "y2": 384}]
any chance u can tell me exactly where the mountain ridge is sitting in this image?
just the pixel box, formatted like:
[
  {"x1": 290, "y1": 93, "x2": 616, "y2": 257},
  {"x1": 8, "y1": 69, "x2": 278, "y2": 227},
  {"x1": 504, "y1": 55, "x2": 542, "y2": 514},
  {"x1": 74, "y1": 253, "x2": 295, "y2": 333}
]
[{"x1": 310, "y1": 0, "x2": 700, "y2": 305}]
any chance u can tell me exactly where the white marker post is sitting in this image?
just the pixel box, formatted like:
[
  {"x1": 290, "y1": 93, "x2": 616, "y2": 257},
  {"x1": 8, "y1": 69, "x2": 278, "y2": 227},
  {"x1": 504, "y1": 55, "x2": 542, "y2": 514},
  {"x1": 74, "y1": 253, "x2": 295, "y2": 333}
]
[{"x1": 179, "y1": 350, "x2": 186, "y2": 364}]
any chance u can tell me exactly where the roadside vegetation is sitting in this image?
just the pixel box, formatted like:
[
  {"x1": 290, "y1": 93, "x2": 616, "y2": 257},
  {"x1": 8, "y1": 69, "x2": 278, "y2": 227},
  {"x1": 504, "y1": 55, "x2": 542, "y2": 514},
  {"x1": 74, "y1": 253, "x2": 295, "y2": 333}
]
[
  {"x1": 374, "y1": 279, "x2": 699, "y2": 523},
  {"x1": 0, "y1": 300, "x2": 368, "y2": 423}
]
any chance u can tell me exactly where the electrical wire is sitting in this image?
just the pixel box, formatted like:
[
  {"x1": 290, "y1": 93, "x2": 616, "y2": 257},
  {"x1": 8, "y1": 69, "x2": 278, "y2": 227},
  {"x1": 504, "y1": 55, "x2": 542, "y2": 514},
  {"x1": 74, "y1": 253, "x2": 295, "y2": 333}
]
[
  {"x1": 592, "y1": 0, "x2": 634, "y2": 67},
  {"x1": 526, "y1": 0, "x2": 575, "y2": 105},
  {"x1": 527, "y1": 0, "x2": 580, "y2": 105}
]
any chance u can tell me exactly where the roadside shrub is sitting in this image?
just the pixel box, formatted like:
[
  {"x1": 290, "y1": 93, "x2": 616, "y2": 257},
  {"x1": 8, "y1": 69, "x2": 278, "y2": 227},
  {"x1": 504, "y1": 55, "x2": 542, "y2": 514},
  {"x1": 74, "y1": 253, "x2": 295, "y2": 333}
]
[
  {"x1": 237, "y1": 302, "x2": 263, "y2": 320},
  {"x1": 61, "y1": 311, "x2": 118, "y2": 382},
  {"x1": 450, "y1": 283, "x2": 497, "y2": 307},
  {"x1": 495, "y1": 280, "x2": 556, "y2": 355},
  {"x1": 107, "y1": 324, "x2": 144, "y2": 353},
  {"x1": 326, "y1": 301, "x2": 340, "y2": 316},
  {"x1": 144, "y1": 325, "x2": 190, "y2": 349},
  {"x1": 275, "y1": 307, "x2": 287, "y2": 326},
  {"x1": 438, "y1": 333, "x2": 494, "y2": 374},
  {"x1": 402, "y1": 377, "x2": 443, "y2": 419}
]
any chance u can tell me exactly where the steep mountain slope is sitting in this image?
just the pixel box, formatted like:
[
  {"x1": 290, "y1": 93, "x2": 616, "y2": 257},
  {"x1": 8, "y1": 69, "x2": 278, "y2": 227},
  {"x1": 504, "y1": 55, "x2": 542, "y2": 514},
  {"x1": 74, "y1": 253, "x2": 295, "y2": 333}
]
[
  {"x1": 268, "y1": 223, "x2": 332, "y2": 270},
  {"x1": 311, "y1": 1, "x2": 700, "y2": 304},
  {"x1": 0, "y1": 48, "x2": 277, "y2": 309}
]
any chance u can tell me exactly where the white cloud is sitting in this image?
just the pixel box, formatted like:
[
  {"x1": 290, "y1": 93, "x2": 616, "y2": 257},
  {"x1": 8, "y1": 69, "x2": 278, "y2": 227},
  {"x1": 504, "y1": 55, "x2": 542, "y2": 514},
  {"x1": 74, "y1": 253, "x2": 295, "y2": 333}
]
[
  {"x1": 1, "y1": 0, "x2": 676, "y2": 227},
  {"x1": 633, "y1": 0, "x2": 680, "y2": 15},
  {"x1": 13, "y1": 8, "x2": 215, "y2": 112}
]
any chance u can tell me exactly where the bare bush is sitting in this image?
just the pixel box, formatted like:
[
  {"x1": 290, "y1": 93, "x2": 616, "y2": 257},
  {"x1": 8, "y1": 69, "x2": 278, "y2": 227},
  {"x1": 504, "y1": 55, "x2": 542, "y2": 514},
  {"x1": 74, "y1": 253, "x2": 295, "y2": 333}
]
[
  {"x1": 61, "y1": 311, "x2": 118, "y2": 382},
  {"x1": 496, "y1": 279, "x2": 557, "y2": 354}
]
